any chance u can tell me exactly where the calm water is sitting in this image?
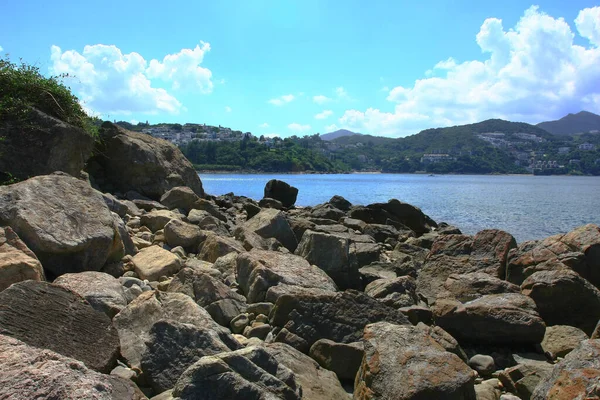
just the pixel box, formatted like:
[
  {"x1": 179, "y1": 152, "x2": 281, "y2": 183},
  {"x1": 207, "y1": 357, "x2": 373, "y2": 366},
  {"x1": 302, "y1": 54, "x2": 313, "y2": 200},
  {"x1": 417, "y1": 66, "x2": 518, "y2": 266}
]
[{"x1": 199, "y1": 173, "x2": 600, "y2": 243}]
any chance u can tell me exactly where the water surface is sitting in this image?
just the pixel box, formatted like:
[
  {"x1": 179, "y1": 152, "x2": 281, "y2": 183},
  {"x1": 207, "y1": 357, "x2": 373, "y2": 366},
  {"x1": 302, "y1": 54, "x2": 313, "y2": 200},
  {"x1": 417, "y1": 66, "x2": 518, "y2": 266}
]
[{"x1": 199, "y1": 173, "x2": 600, "y2": 243}]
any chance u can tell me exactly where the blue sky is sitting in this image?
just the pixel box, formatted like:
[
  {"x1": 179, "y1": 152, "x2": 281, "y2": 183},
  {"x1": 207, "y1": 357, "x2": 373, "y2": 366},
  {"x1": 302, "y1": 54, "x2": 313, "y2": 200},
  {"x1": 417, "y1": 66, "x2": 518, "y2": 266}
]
[{"x1": 2, "y1": 0, "x2": 600, "y2": 137}]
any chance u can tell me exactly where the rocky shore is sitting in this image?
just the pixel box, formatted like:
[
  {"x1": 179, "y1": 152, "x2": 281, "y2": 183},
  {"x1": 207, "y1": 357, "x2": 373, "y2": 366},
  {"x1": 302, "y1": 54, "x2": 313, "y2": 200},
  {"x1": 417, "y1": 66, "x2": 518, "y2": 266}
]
[{"x1": 1, "y1": 115, "x2": 600, "y2": 399}]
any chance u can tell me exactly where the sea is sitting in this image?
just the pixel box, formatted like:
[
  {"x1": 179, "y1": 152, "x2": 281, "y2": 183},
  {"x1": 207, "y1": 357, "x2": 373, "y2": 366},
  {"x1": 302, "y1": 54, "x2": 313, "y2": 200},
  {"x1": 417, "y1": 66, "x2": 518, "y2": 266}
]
[{"x1": 199, "y1": 173, "x2": 600, "y2": 243}]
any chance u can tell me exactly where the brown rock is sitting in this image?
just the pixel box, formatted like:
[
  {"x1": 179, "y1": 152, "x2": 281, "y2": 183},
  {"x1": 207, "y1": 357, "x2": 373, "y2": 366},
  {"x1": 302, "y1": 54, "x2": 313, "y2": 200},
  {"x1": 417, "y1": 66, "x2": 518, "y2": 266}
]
[{"x1": 0, "y1": 226, "x2": 44, "y2": 292}]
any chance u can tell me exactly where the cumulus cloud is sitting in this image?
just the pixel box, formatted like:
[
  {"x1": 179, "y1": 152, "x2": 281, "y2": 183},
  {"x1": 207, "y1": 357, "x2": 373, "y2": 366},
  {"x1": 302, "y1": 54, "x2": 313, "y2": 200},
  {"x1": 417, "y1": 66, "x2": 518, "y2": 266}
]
[
  {"x1": 288, "y1": 123, "x2": 311, "y2": 133},
  {"x1": 225, "y1": 106, "x2": 232, "y2": 112},
  {"x1": 0, "y1": 45, "x2": 3, "y2": 52},
  {"x1": 336, "y1": 6, "x2": 600, "y2": 137},
  {"x1": 335, "y1": 86, "x2": 349, "y2": 99},
  {"x1": 49, "y1": 43, "x2": 215, "y2": 116},
  {"x1": 324, "y1": 124, "x2": 339, "y2": 132},
  {"x1": 313, "y1": 95, "x2": 331, "y2": 104},
  {"x1": 268, "y1": 94, "x2": 295, "y2": 106},
  {"x1": 146, "y1": 42, "x2": 213, "y2": 93},
  {"x1": 259, "y1": 122, "x2": 270, "y2": 128},
  {"x1": 315, "y1": 110, "x2": 333, "y2": 120}
]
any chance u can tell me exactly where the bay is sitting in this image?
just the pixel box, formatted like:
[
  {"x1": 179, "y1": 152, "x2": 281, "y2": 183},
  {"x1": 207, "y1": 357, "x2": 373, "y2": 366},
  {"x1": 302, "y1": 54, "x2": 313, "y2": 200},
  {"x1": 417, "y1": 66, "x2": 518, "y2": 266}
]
[{"x1": 199, "y1": 173, "x2": 600, "y2": 243}]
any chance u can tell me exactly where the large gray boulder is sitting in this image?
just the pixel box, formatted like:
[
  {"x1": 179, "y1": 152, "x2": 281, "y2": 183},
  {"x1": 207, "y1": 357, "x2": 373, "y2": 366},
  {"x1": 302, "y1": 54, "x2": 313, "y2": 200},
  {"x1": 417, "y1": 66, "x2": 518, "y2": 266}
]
[
  {"x1": 197, "y1": 232, "x2": 245, "y2": 263},
  {"x1": 132, "y1": 245, "x2": 182, "y2": 281},
  {"x1": 521, "y1": 269, "x2": 600, "y2": 335},
  {"x1": 54, "y1": 271, "x2": 128, "y2": 318},
  {"x1": 0, "y1": 108, "x2": 94, "y2": 181},
  {"x1": 141, "y1": 320, "x2": 234, "y2": 394},
  {"x1": 270, "y1": 289, "x2": 409, "y2": 347},
  {"x1": 172, "y1": 346, "x2": 301, "y2": 400},
  {"x1": 265, "y1": 342, "x2": 348, "y2": 400},
  {"x1": 0, "y1": 226, "x2": 44, "y2": 292},
  {"x1": 263, "y1": 179, "x2": 298, "y2": 208},
  {"x1": 243, "y1": 208, "x2": 298, "y2": 252},
  {"x1": 0, "y1": 334, "x2": 144, "y2": 400},
  {"x1": 113, "y1": 290, "x2": 235, "y2": 369},
  {"x1": 354, "y1": 322, "x2": 476, "y2": 400},
  {"x1": 0, "y1": 280, "x2": 120, "y2": 372},
  {"x1": 532, "y1": 339, "x2": 600, "y2": 400},
  {"x1": 309, "y1": 339, "x2": 364, "y2": 381},
  {"x1": 160, "y1": 186, "x2": 201, "y2": 212},
  {"x1": 541, "y1": 325, "x2": 589, "y2": 359},
  {"x1": 236, "y1": 249, "x2": 337, "y2": 303},
  {"x1": 443, "y1": 272, "x2": 520, "y2": 303},
  {"x1": 432, "y1": 293, "x2": 546, "y2": 345},
  {"x1": 88, "y1": 122, "x2": 204, "y2": 200},
  {"x1": 0, "y1": 174, "x2": 120, "y2": 277}
]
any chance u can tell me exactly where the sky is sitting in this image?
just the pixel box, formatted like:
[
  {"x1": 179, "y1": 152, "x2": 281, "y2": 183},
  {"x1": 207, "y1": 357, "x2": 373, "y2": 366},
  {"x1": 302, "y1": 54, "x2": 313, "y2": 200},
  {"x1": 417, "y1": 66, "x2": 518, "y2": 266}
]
[{"x1": 2, "y1": 0, "x2": 600, "y2": 138}]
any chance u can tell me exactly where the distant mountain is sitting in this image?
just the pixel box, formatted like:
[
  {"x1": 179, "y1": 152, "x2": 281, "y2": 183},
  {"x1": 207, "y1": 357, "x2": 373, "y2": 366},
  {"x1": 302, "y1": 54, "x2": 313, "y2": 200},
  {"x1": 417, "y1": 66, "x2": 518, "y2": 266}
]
[
  {"x1": 321, "y1": 129, "x2": 362, "y2": 141},
  {"x1": 537, "y1": 111, "x2": 600, "y2": 135}
]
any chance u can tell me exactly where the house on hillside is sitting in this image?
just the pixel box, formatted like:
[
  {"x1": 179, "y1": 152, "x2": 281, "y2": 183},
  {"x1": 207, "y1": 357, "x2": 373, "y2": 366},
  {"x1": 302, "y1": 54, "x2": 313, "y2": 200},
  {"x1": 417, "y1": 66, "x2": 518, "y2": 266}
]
[
  {"x1": 420, "y1": 154, "x2": 456, "y2": 164},
  {"x1": 579, "y1": 143, "x2": 596, "y2": 151}
]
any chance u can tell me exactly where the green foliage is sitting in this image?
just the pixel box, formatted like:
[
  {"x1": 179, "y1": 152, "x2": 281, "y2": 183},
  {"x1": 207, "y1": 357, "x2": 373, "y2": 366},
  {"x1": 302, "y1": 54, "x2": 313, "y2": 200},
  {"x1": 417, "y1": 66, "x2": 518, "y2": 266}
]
[{"x1": 0, "y1": 56, "x2": 94, "y2": 135}]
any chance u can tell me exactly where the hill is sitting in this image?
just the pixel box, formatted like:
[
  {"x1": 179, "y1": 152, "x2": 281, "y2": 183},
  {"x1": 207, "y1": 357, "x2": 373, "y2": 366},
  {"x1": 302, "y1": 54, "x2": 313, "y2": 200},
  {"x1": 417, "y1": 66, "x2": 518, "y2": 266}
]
[
  {"x1": 321, "y1": 129, "x2": 361, "y2": 141},
  {"x1": 537, "y1": 111, "x2": 600, "y2": 135}
]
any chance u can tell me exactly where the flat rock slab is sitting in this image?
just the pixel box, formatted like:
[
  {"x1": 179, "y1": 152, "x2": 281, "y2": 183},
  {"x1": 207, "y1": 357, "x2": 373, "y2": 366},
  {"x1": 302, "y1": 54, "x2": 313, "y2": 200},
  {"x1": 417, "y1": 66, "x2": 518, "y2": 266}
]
[
  {"x1": 237, "y1": 249, "x2": 338, "y2": 303},
  {"x1": 0, "y1": 334, "x2": 145, "y2": 400},
  {"x1": 354, "y1": 322, "x2": 476, "y2": 400},
  {"x1": 271, "y1": 289, "x2": 409, "y2": 347},
  {"x1": 0, "y1": 174, "x2": 117, "y2": 277},
  {"x1": 432, "y1": 293, "x2": 546, "y2": 346},
  {"x1": 0, "y1": 280, "x2": 120, "y2": 373}
]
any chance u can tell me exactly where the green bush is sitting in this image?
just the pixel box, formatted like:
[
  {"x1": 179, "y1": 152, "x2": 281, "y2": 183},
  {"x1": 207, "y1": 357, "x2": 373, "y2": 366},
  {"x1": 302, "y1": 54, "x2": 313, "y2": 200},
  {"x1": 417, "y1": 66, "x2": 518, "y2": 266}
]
[{"x1": 0, "y1": 56, "x2": 95, "y2": 135}]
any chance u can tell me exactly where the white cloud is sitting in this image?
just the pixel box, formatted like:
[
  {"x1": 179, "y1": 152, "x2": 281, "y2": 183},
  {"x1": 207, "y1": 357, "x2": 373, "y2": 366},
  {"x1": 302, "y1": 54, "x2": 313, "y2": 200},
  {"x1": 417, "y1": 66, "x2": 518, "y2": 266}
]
[
  {"x1": 325, "y1": 124, "x2": 339, "y2": 132},
  {"x1": 49, "y1": 43, "x2": 215, "y2": 116},
  {"x1": 576, "y1": 7, "x2": 600, "y2": 46},
  {"x1": 259, "y1": 122, "x2": 270, "y2": 128},
  {"x1": 268, "y1": 94, "x2": 295, "y2": 106},
  {"x1": 313, "y1": 95, "x2": 331, "y2": 104},
  {"x1": 288, "y1": 123, "x2": 311, "y2": 133},
  {"x1": 130, "y1": 119, "x2": 139, "y2": 125},
  {"x1": 146, "y1": 42, "x2": 213, "y2": 93},
  {"x1": 263, "y1": 133, "x2": 280, "y2": 138},
  {"x1": 315, "y1": 110, "x2": 333, "y2": 120},
  {"x1": 0, "y1": 45, "x2": 3, "y2": 52},
  {"x1": 50, "y1": 44, "x2": 182, "y2": 115},
  {"x1": 336, "y1": 6, "x2": 600, "y2": 137},
  {"x1": 335, "y1": 86, "x2": 349, "y2": 99},
  {"x1": 225, "y1": 106, "x2": 232, "y2": 113}
]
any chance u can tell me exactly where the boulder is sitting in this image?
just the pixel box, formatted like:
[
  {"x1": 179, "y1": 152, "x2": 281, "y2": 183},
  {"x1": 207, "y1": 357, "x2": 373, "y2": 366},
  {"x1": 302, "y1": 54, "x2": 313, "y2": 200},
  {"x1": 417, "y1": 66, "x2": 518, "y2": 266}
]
[
  {"x1": 295, "y1": 229, "x2": 361, "y2": 289},
  {"x1": 506, "y1": 233, "x2": 588, "y2": 286},
  {"x1": 270, "y1": 289, "x2": 409, "y2": 347},
  {"x1": 429, "y1": 234, "x2": 474, "y2": 257},
  {"x1": 54, "y1": 271, "x2": 128, "y2": 318},
  {"x1": 329, "y1": 195, "x2": 352, "y2": 211},
  {"x1": 263, "y1": 179, "x2": 298, "y2": 208},
  {"x1": 443, "y1": 272, "x2": 520, "y2": 303},
  {"x1": 310, "y1": 203, "x2": 345, "y2": 221},
  {"x1": 172, "y1": 346, "x2": 301, "y2": 400},
  {"x1": 561, "y1": 223, "x2": 600, "y2": 287},
  {"x1": 243, "y1": 208, "x2": 298, "y2": 252},
  {"x1": 168, "y1": 267, "x2": 247, "y2": 326},
  {"x1": 236, "y1": 249, "x2": 337, "y2": 303},
  {"x1": 364, "y1": 276, "x2": 419, "y2": 309},
  {"x1": 113, "y1": 290, "x2": 235, "y2": 369},
  {"x1": 474, "y1": 379, "x2": 502, "y2": 400},
  {"x1": 349, "y1": 199, "x2": 436, "y2": 235},
  {"x1": 309, "y1": 339, "x2": 364, "y2": 381},
  {"x1": 468, "y1": 354, "x2": 496, "y2": 377},
  {"x1": 0, "y1": 174, "x2": 120, "y2": 277},
  {"x1": 416, "y1": 255, "x2": 475, "y2": 303},
  {"x1": 0, "y1": 226, "x2": 44, "y2": 292},
  {"x1": 0, "y1": 108, "x2": 94, "y2": 181},
  {"x1": 141, "y1": 320, "x2": 234, "y2": 394},
  {"x1": 259, "y1": 197, "x2": 283, "y2": 209},
  {"x1": 0, "y1": 280, "x2": 120, "y2": 372},
  {"x1": 471, "y1": 229, "x2": 517, "y2": 277},
  {"x1": 197, "y1": 232, "x2": 245, "y2": 263},
  {"x1": 164, "y1": 219, "x2": 205, "y2": 250},
  {"x1": 0, "y1": 334, "x2": 144, "y2": 400},
  {"x1": 132, "y1": 245, "x2": 182, "y2": 281},
  {"x1": 160, "y1": 186, "x2": 201, "y2": 212},
  {"x1": 87, "y1": 122, "x2": 204, "y2": 200},
  {"x1": 521, "y1": 269, "x2": 600, "y2": 335},
  {"x1": 354, "y1": 322, "x2": 476, "y2": 400},
  {"x1": 141, "y1": 209, "x2": 182, "y2": 232},
  {"x1": 498, "y1": 355, "x2": 554, "y2": 400},
  {"x1": 541, "y1": 325, "x2": 589, "y2": 359},
  {"x1": 265, "y1": 342, "x2": 349, "y2": 400},
  {"x1": 192, "y1": 198, "x2": 228, "y2": 222},
  {"x1": 432, "y1": 293, "x2": 546, "y2": 345},
  {"x1": 531, "y1": 339, "x2": 600, "y2": 400}
]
